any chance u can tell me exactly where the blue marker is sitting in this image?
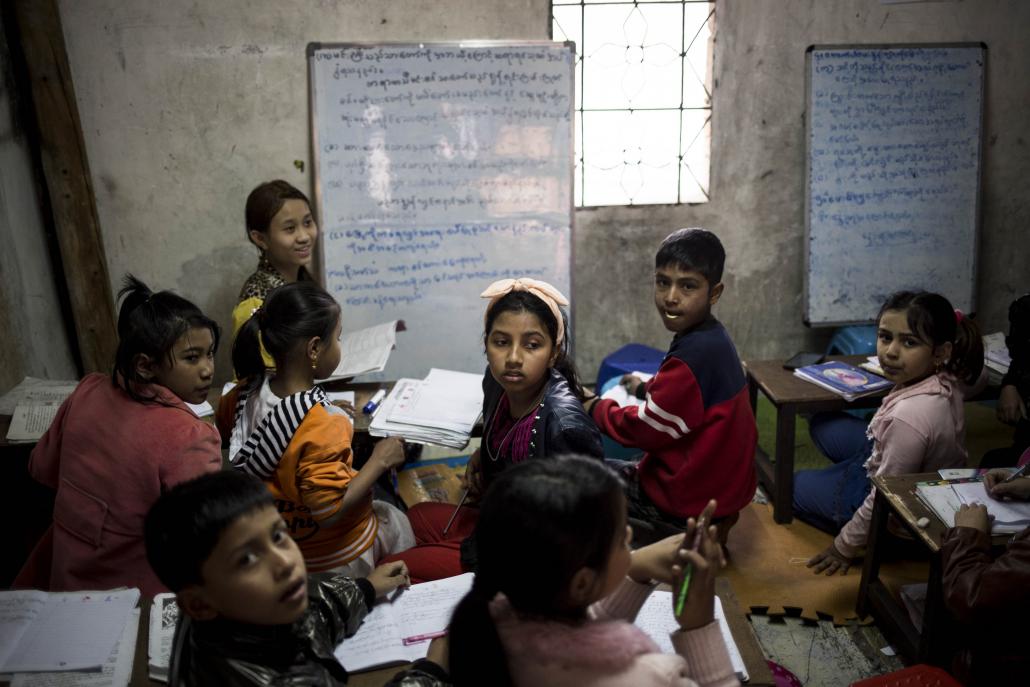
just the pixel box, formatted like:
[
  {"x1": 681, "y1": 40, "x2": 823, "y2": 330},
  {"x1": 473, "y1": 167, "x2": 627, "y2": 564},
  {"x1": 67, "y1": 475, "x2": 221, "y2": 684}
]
[{"x1": 362, "y1": 389, "x2": 386, "y2": 415}]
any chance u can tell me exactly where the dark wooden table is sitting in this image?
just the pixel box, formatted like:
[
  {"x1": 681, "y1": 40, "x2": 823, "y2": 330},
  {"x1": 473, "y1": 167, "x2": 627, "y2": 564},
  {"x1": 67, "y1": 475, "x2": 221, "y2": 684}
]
[
  {"x1": 744, "y1": 355, "x2": 887, "y2": 523},
  {"x1": 856, "y1": 473, "x2": 1011, "y2": 666}
]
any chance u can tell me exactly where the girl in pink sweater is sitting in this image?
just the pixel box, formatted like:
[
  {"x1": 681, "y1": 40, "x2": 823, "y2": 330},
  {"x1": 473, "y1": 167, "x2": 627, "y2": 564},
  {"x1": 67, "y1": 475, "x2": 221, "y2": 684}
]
[
  {"x1": 448, "y1": 455, "x2": 739, "y2": 687},
  {"x1": 800, "y1": 291, "x2": 985, "y2": 575}
]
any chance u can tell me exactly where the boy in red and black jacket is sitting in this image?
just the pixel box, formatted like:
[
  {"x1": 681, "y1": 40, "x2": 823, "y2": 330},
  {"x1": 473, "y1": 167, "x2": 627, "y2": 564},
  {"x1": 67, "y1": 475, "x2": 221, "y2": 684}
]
[{"x1": 586, "y1": 228, "x2": 757, "y2": 543}]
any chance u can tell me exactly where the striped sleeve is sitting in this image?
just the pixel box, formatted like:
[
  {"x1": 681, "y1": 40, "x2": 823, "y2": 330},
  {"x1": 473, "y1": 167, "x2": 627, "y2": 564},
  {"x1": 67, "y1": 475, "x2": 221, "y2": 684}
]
[{"x1": 592, "y1": 357, "x2": 706, "y2": 451}]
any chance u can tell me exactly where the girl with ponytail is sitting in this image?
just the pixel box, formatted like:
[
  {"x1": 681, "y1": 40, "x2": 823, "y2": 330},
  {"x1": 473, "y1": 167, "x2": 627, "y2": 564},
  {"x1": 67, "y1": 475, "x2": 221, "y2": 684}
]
[
  {"x1": 449, "y1": 456, "x2": 737, "y2": 687},
  {"x1": 799, "y1": 290, "x2": 987, "y2": 576},
  {"x1": 218, "y1": 281, "x2": 413, "y2": 577},
  {"x1": 19, "y1": 275, "x2": 222, "y2": 596},
  {"x1": 380, "y1": 278, "x2": 604, "y2": 583}
]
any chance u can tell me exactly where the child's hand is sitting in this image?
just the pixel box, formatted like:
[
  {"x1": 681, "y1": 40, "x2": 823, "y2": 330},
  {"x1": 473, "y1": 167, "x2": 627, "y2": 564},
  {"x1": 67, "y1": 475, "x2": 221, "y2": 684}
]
[
  {"x1": 459, "y1": 449, "x2": 484, "y2": 502},
  {"x1": 425, "y1": 635, "x2": 449, "y2": 671},
  {"x1": 953, "y1": 503, "x2": 990, "y2": 533},
  {"x1": 371, "y1": 437, "x2": 406, "y2": 471},
  {"x1": 671, "y1": 504, "x2": 723, "y2": 631},
  {"x1": 366, "y1": 561, "x2": 410, "y2": 598},
  {"x1": 984, "y1": 469, "x2": 1030, "y2": 501},
  {"x1": 631, "y1": 501, "x2": 721, "y2": 585},
  {"x1": 332, "y1": 399, "x2": 356, "y2": 416},
  {"x1": 620, "y1": 374, "x2": 645, "y2": 398},
  {"x1": 806, "y1": 543, "x2": 852, "y2": 576},
  {"x1": 997, "y1": 384, "x2": 1027, "y2": 425}
]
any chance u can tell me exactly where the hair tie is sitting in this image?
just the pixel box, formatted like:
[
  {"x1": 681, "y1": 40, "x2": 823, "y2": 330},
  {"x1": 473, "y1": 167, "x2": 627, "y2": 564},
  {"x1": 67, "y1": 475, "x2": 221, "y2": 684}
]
[
  {"x1": 480, "y1": 278, "x2": 569, "y2": 346},
  {"x1": 954, "y1": 309, "x2": 964, "y2": 324}
]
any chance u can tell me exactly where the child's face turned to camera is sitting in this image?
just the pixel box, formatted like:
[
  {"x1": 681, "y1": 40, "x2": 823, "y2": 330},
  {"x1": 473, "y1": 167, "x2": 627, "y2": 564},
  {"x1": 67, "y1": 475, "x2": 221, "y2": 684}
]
[
  {"x1": 486, "y1": 310, "x2": 557, "y2": 408},
  {"x1": 653, "y1": 264, "x2": 723, "y2": 335},
  {"x1": 181, "y1": 504, "x2": 309, "y2": 626}
]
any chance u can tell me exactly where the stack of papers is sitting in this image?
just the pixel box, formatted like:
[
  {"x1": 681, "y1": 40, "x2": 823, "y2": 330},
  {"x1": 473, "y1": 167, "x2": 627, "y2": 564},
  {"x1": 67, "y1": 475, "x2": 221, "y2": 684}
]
[
  {"x1": 793, "y1": 361, "x2": 892, "y2": 401},
  {"x1": 983, "y1": 332, "x2": 1010, "y2": 385},
  {"x1": 369, "y1": 369, "x2": 483, "y2": 449},
  {"x1": 2, "y1": 377, "x2": 79, "y2": 442},
  {"x1": 0, "y1": 588, "x2": 140, "y2": 681},
  {"x1": 148, "y1": 594, "x2": 179, "y2": 682},
  {"x1": 320, "y1": 320, "x2": 404, "y2": 382}
]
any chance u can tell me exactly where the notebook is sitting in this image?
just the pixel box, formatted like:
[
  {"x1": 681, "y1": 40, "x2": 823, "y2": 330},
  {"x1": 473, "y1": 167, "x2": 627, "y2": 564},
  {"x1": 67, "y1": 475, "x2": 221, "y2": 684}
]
[
  {"x1": 793, "y1": 361, "x2": 892, "y2": 402},
  {"x1": 334, "y1": 573, "x2": 474, "y2": 672},
  {"x1": 147, "y1": 594, "x2": 180, "y2": 682},
  {"x1": 634, "y1": 590, "x2": 749, "y2": 682},
  {"x1": 916, "y1": 479, "x2": 1030, "y2": 534}
]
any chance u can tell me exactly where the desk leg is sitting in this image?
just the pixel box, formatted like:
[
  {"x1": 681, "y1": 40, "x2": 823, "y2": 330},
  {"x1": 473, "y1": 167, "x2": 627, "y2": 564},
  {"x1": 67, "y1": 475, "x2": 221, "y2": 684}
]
[
  {"x1": 772, "y1": 403, "x2": 796, "y2": 524},
  {"x1": 919, "y1": 552, "x2": 953, "y2": 667},
  {"x1": 856, "y1": 488, "x2": 888, "y2": 618}
]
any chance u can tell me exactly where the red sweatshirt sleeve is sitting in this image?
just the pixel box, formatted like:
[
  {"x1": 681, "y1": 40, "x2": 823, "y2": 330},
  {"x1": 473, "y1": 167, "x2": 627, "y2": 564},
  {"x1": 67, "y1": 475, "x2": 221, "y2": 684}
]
[{"x1": 592, "y1": 358, "x2": 706, "y2": 451}]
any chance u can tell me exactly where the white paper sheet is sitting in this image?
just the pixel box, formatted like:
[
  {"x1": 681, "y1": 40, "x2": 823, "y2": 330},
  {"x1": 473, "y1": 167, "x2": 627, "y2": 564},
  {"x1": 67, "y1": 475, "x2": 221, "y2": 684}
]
[{"x1": 5, "y1": 403, "x2": 62, "y2": 442}]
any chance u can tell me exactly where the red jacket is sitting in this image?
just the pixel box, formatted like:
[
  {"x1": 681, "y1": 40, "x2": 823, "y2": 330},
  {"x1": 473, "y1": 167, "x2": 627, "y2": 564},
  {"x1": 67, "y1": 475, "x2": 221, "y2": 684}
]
[
  {"x1": 23, "y1": 373, "x2": 221, "y2": 597},
  {"x1": 592, "y1": 318, "x2": 756, "y2": 519}
]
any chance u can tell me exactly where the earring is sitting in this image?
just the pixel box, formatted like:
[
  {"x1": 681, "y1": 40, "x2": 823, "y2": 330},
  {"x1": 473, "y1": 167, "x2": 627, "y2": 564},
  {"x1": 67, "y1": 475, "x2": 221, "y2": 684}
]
[{"x1": 311, "y1": 356, "x2": 319, "y2": 371}]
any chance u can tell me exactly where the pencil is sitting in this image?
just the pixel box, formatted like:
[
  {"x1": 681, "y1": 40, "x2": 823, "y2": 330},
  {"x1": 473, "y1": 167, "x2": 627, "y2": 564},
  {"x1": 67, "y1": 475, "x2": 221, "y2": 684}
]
[
  {"x1": 442, "y1": 489, "x2": 468, "y2": 536},
  {"x1": 674, "y1": 513, "x2": 707, "y2": 616}
]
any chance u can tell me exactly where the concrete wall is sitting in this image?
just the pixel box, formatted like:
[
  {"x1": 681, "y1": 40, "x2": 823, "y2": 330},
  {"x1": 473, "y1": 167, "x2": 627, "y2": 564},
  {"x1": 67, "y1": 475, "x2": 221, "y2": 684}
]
[
  {"x1": 38, "y1": 0, "x2": 1030, "y2": 384},
  {"x1": 0, "y1": 12, "x2": 77, "y2": 393}
]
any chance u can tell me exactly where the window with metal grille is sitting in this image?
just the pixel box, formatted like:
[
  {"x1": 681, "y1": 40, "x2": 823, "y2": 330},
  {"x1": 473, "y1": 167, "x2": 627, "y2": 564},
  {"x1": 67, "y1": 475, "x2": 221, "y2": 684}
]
[{"x1": 552, "y1": 0, "x2": 714, "y2": 206}]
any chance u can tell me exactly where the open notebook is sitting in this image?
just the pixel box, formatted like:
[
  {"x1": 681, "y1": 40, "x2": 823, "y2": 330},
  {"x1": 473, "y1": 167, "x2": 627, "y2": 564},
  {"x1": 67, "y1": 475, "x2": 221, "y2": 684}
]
[
  {"x1": 916, "y1": 479, "x2": 1030, "y2": 534},
  {"x1": 634, "y1": 590, "x2": 749, "y2": 682}
]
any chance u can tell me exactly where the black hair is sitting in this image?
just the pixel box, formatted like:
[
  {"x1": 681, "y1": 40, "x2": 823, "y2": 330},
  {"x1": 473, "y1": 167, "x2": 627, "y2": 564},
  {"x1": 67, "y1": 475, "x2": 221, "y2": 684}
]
[
  {"x1": 113, "y1": 274, "x2": 220, "y2": 404},
  {"x1": 245, "y1": 179, "x2": 311, "y2": 242},
  {"x1": 232, "y1": 281, "x2": 340, "y2": 382},
  {"x1": 144, "y1": 470, "x2": 273, "y2": 591},
  {"x1": 483, "y1": 290, "x2": 587, "y2": 400},
  {"x1": 449, "y1": 456, "x2": 624, "y2": 686},
  {"x1": 655, "y1": 227, "x2": 725, "y2": 286},
  {"x1": 877, "y1": 290, "x2": 984, "y2": 384}
]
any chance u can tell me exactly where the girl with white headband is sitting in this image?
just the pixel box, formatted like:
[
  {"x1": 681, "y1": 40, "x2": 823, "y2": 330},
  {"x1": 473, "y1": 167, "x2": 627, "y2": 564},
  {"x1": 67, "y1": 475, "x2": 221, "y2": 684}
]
[{"x1": 381, "y1": 277, "x2": 604, "y2": 582}]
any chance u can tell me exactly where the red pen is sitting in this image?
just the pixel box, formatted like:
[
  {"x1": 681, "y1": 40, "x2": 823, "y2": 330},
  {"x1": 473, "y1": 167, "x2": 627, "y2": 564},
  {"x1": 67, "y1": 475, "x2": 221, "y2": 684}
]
[{"x1": 401, "y1": 630, "x2": 447, "y2": 645}]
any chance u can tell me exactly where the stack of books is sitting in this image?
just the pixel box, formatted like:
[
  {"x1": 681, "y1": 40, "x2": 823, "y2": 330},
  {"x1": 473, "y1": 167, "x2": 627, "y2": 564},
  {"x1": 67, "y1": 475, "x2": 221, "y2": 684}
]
[
  {"x1": 982, "y1": 332, "x2": 1011, "y2": 386},
  {"x1": 369, "y1": 368, "x2": 483, "y2": 449},
  {"x1": 793, "y1": 360, "x2": 892, "y2": 402},
  {"x1": 148, "y1": 593, "x2": 180, "y2": 682}
]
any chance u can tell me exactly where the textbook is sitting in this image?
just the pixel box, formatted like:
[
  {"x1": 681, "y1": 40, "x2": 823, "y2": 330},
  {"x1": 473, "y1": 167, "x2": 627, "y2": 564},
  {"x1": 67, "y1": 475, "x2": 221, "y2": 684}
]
[
  {"x1": 334, "y1": 573, "x2": 474, "y2": 672},
  {"x1": 634, "y1": 590, "x2": 749, "y2": 682},
  {"x1": 3, "y1": 378, "x2": 78, "y2": 442},
  {"x1": 0, "y1": 587, "x2": 140, "y2": 673},
  {"x1": 148, "y1": 593, "x2": 179, "y2": 682},
  {"x1": 793, "y1": 361, "x2": 891, "y2": 402},
  {"x1": 369, "y1": 369, "x2": 483, "y2": 449},
  {"x1": 916, "y1": 477, "x2": 1030, "y2": 534},
  {"x1": 320, "y1": 320, "x2": 406, "y2": 381}
]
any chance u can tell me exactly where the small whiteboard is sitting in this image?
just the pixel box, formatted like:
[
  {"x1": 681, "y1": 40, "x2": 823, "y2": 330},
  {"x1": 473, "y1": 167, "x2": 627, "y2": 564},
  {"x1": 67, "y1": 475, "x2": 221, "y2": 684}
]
[
  {"x1": 308, "y1": 42, "x2": 574, "y2": 379},
  {"x1": 804, "y1": 44, "x2": 985, "y2": 326}
]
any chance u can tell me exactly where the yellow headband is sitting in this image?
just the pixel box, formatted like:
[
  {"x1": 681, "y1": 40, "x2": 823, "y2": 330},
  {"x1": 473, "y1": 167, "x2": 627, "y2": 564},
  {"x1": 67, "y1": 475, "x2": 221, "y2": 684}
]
[{"x1": 480, "y1": 278, "x2": 569, "y2": 346}]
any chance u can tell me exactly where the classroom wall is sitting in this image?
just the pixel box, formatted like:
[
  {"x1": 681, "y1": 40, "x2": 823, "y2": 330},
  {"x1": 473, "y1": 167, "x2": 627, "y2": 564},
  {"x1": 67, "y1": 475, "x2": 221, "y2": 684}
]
[
  {"x1": 36, "y1": 0, "x2": 1030, "y2": 384},
  {"x1": 0, "y1": 13, "x2": 77, "y2": 394}
]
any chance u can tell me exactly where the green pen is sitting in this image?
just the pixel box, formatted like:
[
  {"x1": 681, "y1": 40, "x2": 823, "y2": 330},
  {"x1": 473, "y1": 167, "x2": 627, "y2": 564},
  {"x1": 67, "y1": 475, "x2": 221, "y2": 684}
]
[{"x1": 674, "y1": 513, "x2": 707, "y2": 616}]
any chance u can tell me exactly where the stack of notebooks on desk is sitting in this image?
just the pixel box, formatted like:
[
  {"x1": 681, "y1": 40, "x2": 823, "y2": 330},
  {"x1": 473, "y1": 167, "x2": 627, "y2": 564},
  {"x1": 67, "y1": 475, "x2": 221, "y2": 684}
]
[
  {"x1": 369, "y1": 368, "x2": 483, "y2": 449},
  {"x1": 982, "y1": 331, "x2": 1011, "y2": 386},
  {"x1": 0, "y1": 587, "x2": 140, "y2": 686},
  {"x1": 916, "y1": 477, "x2": 1030, "y2": 534},
  {"x1": 793, "y1": 360, "x2": 891, "y2": 402}
]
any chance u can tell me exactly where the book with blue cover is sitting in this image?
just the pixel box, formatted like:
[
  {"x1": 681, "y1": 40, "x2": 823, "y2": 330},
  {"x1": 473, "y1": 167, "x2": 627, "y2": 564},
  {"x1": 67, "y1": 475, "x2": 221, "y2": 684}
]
[{"x1": 792, "y1": 360, "x2": 892, "y2": 401}]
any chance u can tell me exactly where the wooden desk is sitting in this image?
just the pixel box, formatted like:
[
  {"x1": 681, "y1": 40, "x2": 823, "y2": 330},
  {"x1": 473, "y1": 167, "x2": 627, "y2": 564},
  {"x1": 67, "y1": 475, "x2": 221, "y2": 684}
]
[
  {"x1": 855, "y1": 473, "x2": 1010, "y2": 666},
  {"x1": 348, "y1": 578, "x2": 775, "y2": 687},
  {"x1": 745, "y1": 355, "x2": 886, "y2": 524}
]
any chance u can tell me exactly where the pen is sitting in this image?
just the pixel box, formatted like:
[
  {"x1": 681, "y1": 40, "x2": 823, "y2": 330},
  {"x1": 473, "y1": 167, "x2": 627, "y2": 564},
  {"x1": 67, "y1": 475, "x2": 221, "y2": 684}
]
[
  {"x1": 999, "y1": 462, "x2": 1030, "y2": 485},
  {"x1": 363, "y1": 389, "x2": 386, "y2": 415},
  {"x1": 401, "y1": 630, "x2": 447, "y2": 645},
  {"x1": 674, "y1": 512, "x2": 707, "y2": 617},
  {"x1": 442, "y1": 489, "x2": 468, "y2": 536}
]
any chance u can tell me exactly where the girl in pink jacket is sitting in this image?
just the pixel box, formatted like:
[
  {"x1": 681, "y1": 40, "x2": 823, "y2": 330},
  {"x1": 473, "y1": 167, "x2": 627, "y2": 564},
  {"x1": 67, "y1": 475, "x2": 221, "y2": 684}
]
[
  {"x1": 448, "y1": 455, "x2": 739, "y2": 687},
  {"x1": 18, "y1": 276, "x2": 222, "y2": 597}
]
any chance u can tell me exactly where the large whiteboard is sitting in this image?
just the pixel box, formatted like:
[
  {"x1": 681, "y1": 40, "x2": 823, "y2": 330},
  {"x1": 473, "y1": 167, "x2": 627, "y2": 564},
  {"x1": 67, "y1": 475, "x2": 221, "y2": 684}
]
[
  {"x1": 308, "y1": 42, "x2": 575, "y2": 379},
  {"x1": 804, "y1": 45, "x2": 984, "y2": 326}
]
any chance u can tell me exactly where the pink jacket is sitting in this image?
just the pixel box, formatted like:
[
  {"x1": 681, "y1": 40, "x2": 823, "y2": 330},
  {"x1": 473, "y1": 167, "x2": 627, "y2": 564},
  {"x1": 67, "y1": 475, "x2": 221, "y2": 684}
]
[
  {"x1": 835, "y1": 371, "x2": 983, "y2": 557},
  {"x1": 492, "y1": 579, "x2": 740, "y2": 687},
  {"x1": 23, "y1": 373, "x2": 221, "y2": 597}
]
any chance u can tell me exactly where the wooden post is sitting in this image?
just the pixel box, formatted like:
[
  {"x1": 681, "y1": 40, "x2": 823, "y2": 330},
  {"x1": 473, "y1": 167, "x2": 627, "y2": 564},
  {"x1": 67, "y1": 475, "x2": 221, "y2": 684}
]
[{"x1": 12, "y1": 0, "x2": 116, "y2": 373}]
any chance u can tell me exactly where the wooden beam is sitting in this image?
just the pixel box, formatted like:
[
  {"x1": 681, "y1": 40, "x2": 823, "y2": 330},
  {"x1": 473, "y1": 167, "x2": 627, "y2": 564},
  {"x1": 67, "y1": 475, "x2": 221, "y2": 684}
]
[{"x1": 12, "y1": 0, "x2": 116, "y2": 373}]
